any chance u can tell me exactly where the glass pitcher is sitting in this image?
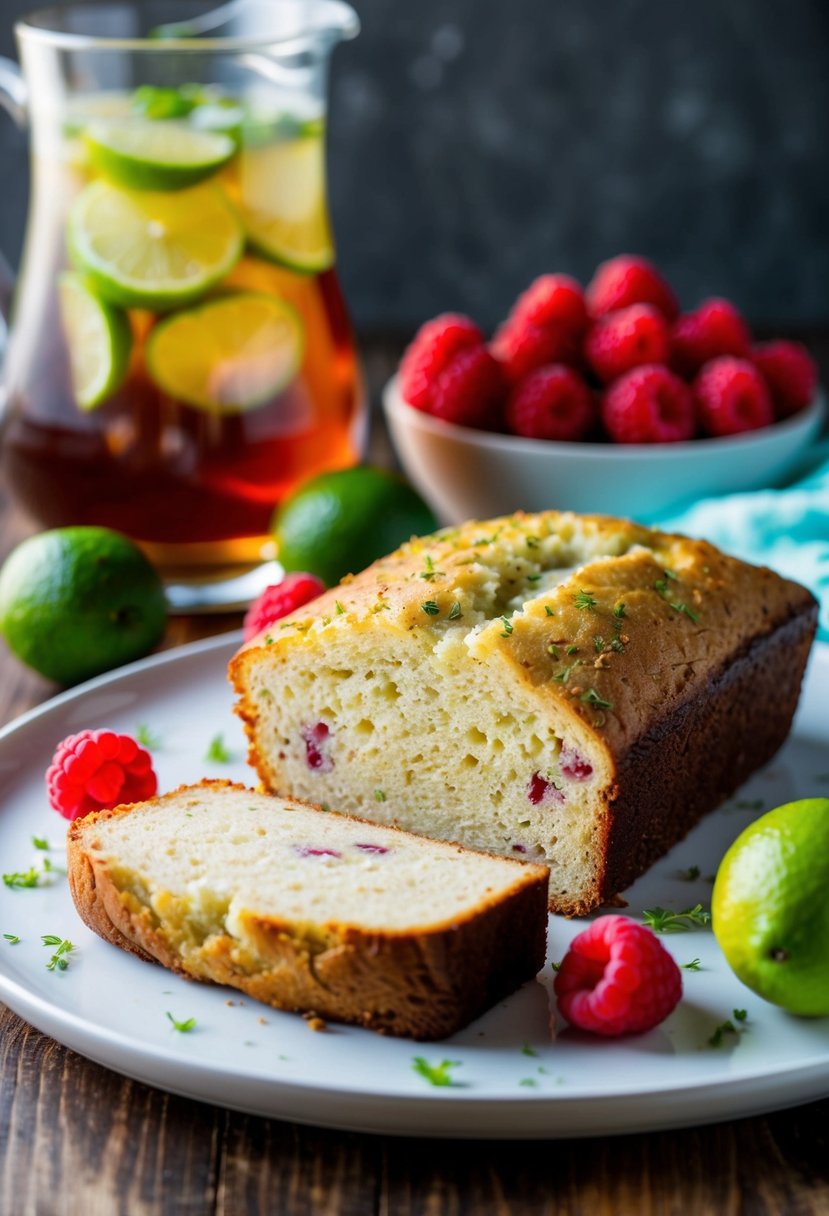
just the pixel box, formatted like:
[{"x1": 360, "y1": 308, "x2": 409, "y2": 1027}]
[{"x1": 0, "y1": 1, "x2": 364, "y2": 604}]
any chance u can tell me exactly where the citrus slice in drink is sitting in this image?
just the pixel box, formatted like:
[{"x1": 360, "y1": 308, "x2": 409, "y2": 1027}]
[
  {"x1": 233, "y1": 135, "x2": 334, "y2": 273},
  {"x1": 146, "y1": 292, "x2": 304, "y2": 412},
  {"x1": 57, "y1": 272, "x2": 133, "y2": 410},
  {"x1": 69, "y1": 179, "x2": 244, "y2": 311},
  {"x1": 85, "y1": 119, "x2": 236, "y2": 191}
]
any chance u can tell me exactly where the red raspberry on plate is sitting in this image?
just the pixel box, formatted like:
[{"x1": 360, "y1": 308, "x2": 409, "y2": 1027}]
[
  {"x1": 398, "y1": 313, "x2": 483, "y2": 411},
  {"x1": 243, "y1": 573, "x2": 327, "y2": 641},
  {"x1": 46, "y1": 729, "x2": 158, "y2": 821},
  {"x1": 430, "y1": 344, "x2": 505, "y2": 430},
  {"x1": 671, "y1": 298, "x2": 752, "y2": 378},
  {"x1": 554, "y1": 914, "x2": 683, "y2": 1036},
  {"x1": 506, "y1": 365, "x2": 595, "y2": 441},
  {"x1": 586, "y1": 255, "x2": 679, "y2": 321},
  {"x1": 752, "y1": 340, "x2": 818, "y2": 419},
  {"x1": 585, "y1": 304, "x2": 671, "y2": 384},
  {"x1": 602, "y1": 364, "x2": 695, "y2": 443},
  {"x1": 491, "y1": 318, "x2": 580, "y2": 385},
  {"x1": 509, "y1": 274, "x2": 589, "y2": 337},
  {"x1": 694, "y1": 356, "x2": 774, "y2": 437}
]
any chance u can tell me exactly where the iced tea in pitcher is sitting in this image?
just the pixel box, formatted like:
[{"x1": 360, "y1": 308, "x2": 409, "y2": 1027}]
[{"x1": 1, "y1": 4, "x2": 363, "y2": 579}]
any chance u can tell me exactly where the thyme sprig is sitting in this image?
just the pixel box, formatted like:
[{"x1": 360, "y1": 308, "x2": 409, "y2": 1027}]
[{"x1": 642, "y1": 904, "x2": 711, "y2": 933}]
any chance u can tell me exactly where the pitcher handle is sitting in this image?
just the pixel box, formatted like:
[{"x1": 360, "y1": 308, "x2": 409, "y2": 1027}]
[
  {"x1": 0, "y1": 57, "x2": 27, "y2": 128},
  {"x1": 0, "y1": 57, "x2": 24, "y2": 362}
]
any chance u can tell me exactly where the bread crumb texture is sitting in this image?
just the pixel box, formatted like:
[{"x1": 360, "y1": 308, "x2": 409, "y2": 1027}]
[
  {"x1": 230, "y1": 511, "x2": 817, "y2": 915},
  {"x1": 67, "y1": 782, "x2": 549, "y2": 1039}
]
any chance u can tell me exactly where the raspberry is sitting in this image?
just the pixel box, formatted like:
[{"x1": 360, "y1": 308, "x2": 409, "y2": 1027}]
[
  {"x1": 491, "y1": 319, "x2": 580, "y2": 385},
  {"x1": 584, "y1": 304, "x2": 671, "y2": 384},
  {"x1": 46, "y1": 730, "x2": 158, "y2": 821},
  {"x1": 553, "y1": 915, "x2": 682, "y2": 1036},
  {"x1": 586, "y1": 255, "x2": 679, "y2": 321},
  {"x1": 694, "y1": 356, "x2": 774, "y2": 437},
  {"x1": 243, "y1": 573, "x2": 327, "y2": 641},
  {"x1": 509, "y1": 274, "x2": 588, "y2": 337},
  {"x1": 671, "y1": 298, "x2": 751, "y2": 378},
  {"x1": 430, "y1": 344, "x2": 505, "y2": 430},
  {"x1": 506, "y1": 365, "x2": 595, "y2": 441},
  {"x1": 602, "y1": 365, "x2": 695, "y2": 444},
  {"x1": 752, "y1": 340, "x2": 818, "y2": 419},
  {"x1": 398, "y1": 313, "x2": 483, "y2": 411}
]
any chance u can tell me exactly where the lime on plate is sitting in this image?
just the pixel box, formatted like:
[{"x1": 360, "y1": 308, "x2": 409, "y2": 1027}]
[
  {"x1": 234, "y1": 136, "x2": 334, "y2": 273},
  {"x1": 69, "y1": 179, "x2": 244, "y2": 311},
  {"x1": 272, "y1": 467, "x2": 438, "y2": 587},
  {"x1": 58, "y1": 272, "x2": 133, "y2": 410},
  {"x1": 146, "y1": 292, "x2": 304, "y2": 412},
  {"x1": 712, "y1": 797, "x2": 829, "y2": 1016},
  {"x1": 85, "y1": 118, "x2": 236, "y2": 191}
]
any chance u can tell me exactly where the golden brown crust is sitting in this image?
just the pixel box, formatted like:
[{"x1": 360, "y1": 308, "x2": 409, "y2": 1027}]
[
  {"x1": 67, "y1": 782, "x2": 549, "y2": 1039},
  {"x1": 228, "y1": 511, "x2": 818, "y2": 915}
]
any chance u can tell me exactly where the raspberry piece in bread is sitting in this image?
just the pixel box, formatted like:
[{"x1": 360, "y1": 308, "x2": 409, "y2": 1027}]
[
  {"x1": 67, "y1": 781, "x2": 549, "y2": 1040},
  {"x1": 230, "y1": 511, "x2": 817, "y2": 916}
]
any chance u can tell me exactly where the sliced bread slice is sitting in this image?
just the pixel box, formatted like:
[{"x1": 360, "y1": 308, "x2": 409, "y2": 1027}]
[{"x1": 67, "y1": 780, "x2": 549, "y2": 1040}]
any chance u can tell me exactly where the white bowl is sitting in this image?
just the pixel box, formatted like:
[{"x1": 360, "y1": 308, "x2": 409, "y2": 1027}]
[{"x1": 383, "y1": 377, "x2": 825, "y2": 524}]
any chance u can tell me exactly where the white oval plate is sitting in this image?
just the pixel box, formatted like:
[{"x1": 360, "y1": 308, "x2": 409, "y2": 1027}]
[{"x1": 0, "y1": 633, "x2": 827, "y2": 1139}]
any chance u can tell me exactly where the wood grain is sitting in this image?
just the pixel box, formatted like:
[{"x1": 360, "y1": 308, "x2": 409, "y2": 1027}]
[{"x1": 1, "y1": 340, "x2": 829, "y2": 1214}]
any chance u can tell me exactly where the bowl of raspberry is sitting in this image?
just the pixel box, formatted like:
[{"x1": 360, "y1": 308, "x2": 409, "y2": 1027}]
[{"x1": 383, "y1": 255, "x2": 824, "y2": 524}]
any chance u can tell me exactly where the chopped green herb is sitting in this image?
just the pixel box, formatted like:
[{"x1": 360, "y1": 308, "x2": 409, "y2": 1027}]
[
  {"x1": 374, "y1": 789, "x2": 386, "y2": 802},
  {"x1": 679, "y1": 865, "x2": 701, "y2": 881},
  {"x1": 321, "y1": 617, "x2": 331, "y2": 626},
  {"x1": 566, "y1": 644, "x2": 578, "y2": 656},
  {"x1": 550, "y1": 960, "x2": 561, "y2": 972},
  {"x1": 335, "y1": 601, "x2": 345, "y2": 614},
  {"x1": 642, "y1": 904, "x2": 711, "y2": 933},
  {"x1": 708, "y1": 1018, "x2": 740, "y2": 1047},
  {"x1": 421, "y1": 600, "x2": 440, "y2": 616},
  {"x1": 519, "y1": 1078, "x2": 538, "y2": 1088},
  {"x1": 472, "y1": 533, "x2": 498, "y2": 546},
  {"x1": 521, "y1": 1042, "x2": 538, "y2": 1057},
  {"x1": 544, "y1": 606, "x2": 555, "y2": 617},
  {"x1": 527, "y1": 573, "x2": 542, "y2": 583},
  {"x1": 448, "y1": 601, "x2": 462, "y2": 621},
  {"x1": 166, "y1": 1012, "x2": 197, "y2": 1033},
  {"x1": 733, "y1": 1007, "x2": 748, "y2": 1023},
  {"x1": 3, "y1": 867, "x2": 42, "y2": 890},
  {"x1": 574, "y1": 590, "x2": 597, "y2": 611},
  {"x1": 32, "y1": 835, "x2": 50, "y2": 851},
  {"x1": 43, "y1": 937, "x2": 74, "y2": 972},
  {"x1": 662, "y1": 568, "x2": 680, "y2": 581},
  {"x1": 135, "y1": 723, "x2": 162, "y2": 750},
  {"x1": 205, "y1": 734, "x2": 231, "y2": 763},
  {"x1": 3, "y1": 933, "x2": 20, "y2": 945},
  {"x1": 610, "y1": 637, "x2": 626, "y2": 652},
  {"x1": 613, "y1": 601, "x2": 626, "y2": 619},
  {"x1": 547, "y1": 644, "x2": 560, "y2": 659},
  {"x1": 412, "y1": 1057, "x2": 461, "y2": 1087},
  {"x1": 580, "y1": 687, "x2": 613, "y2": 710},
  {"x1": 419, "y1": 555, "x2": 444, "y2": 581},
  {"x1": 263, "y1": 634, "x2": 274, "y2": 646},
  {"x1": 654, "y1": 577, "x2": 699, "y2": 623},
  {"x1": 593, "y1": 636, "x2": 605, "y2": 653},
  {"x1": 682, "y1": 958, "x2": 702, "y2": 971},
  {"x1": 42, "y1": 857, "x2": 65, "y2": 876},
  {"x1": 499, "y1": 616, "x2": 514, "y2": 637}
]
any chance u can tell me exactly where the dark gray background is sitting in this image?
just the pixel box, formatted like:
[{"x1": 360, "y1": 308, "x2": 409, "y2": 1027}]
[{"x1": 1, "y1": 0, "x2": 827, "y2": 335}]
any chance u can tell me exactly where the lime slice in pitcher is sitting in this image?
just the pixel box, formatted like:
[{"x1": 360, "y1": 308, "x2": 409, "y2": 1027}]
[
  {"x1": 146, "y1": 292, "x2": 304, "y2": 412},
  {"x1": 58, "y1": 273, "x2": 133, "y2": 410},
  {"x1": 69, "y1": 179, "x2": 244, "y2": 311},
  {"x1": 85, "y1": 119, "x2": 236, "y2": 191},
  {"x1": 235, "y1": 136, "x2": 334, "y2": 273}
]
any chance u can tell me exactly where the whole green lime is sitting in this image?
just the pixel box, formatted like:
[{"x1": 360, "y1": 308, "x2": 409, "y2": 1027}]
[
  {"x1": 272, "y1": 467, "x2": 438, "y2": 587},
  {"x1": 0, "y1": 527, "x2": 167, "y2": 685},
  {"x1": 712, "y1": 797, "x2": 829, "y2": 1016}
]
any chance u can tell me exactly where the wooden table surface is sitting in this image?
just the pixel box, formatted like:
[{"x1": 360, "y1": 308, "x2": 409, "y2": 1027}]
[{"x1": 1, "y1": 342, "x2": 829, "y2": 1216}]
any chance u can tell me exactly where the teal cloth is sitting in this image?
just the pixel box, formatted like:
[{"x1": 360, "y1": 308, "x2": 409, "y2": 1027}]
[{"x1": 651, "y1": 441, "x2": 829, "y2": 643}]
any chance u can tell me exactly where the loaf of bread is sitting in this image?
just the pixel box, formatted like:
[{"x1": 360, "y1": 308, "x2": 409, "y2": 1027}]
[
  {"x1": 230, "y1": 511, "x2": 818, "y2": 916},
  {"x1": 67, "y1": 780, "x2": 549, "y2": 1039}
]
